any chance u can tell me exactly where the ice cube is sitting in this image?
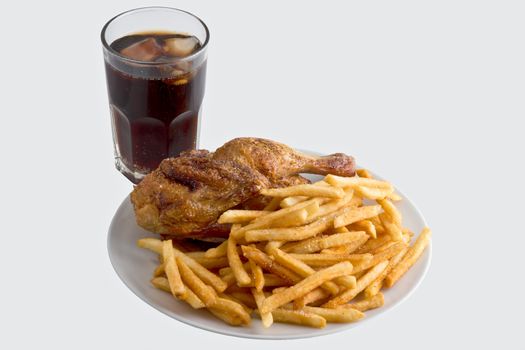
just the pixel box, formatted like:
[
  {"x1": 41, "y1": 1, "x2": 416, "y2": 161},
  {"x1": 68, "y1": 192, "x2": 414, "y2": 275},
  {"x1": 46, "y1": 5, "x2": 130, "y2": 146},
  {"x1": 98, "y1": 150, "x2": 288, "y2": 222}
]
[
  {"x1": 163, "y1": 37, "x2": 199, "y2": 57},
  {"x1": 120, "y1": 38, "x2": 164, "y2": 62},
  {"x1": 156, "y1": 59, "x2": 193, "y2": 78},
  {"x1": 175, "y1": 60, "x2": 192, "y2": 72},
  {"x1": 171, "y1": 69, "x2": 186, "y2": 77}
]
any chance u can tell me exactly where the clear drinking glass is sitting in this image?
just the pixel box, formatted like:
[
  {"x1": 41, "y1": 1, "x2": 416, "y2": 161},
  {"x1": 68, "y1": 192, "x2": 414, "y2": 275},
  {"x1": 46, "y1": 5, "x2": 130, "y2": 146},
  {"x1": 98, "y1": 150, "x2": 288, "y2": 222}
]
[{"x1": 101, "y1": 7, "x2": 209, "y2": 183}]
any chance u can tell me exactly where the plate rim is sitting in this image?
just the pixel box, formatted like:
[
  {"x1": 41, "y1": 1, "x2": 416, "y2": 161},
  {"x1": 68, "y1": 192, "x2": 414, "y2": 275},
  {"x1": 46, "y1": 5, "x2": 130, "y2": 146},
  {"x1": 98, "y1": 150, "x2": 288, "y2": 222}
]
[{"x1": 107, "y1": 157, "x2": 432, "y2": 340}]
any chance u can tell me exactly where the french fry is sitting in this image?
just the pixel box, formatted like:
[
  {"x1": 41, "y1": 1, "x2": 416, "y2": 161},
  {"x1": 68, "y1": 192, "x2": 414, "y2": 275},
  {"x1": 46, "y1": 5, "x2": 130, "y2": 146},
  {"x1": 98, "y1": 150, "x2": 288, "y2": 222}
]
[
  {"x1": 218, "y1": 210, "x2": 271, "y2": 224},
  {"x1": 232, "y1": 198, "x2": 324, "y2": 240},
  {"x1": 377, "y1": 199, "x2": 402, "y2": 227},
  {"x1": 352, "y1": 241, "x2": 407, "y2": 274},
  {"x1": 388, "y1": 192, "x2": 403, "y2": 201},
  {"x1": 222, "y1": 272, "x2": 289, "y2": 289},
  {"x1": 369, "y1": 215, "x2": 386, "y2": 235},
  {"x1": 150, "y1": 277, "x2": 204, "y2": 309},
  {"x1": 280, "y1": 196, "x2": 308, "y2": 208},
  {"x1": 269, "y1": 208, "x2": 308, "y2": 227},
  {"x1": 263, "y1": 197, "x2": 282, "y2": 211},
  {"x1": 241, "y1": 245, "x2": 302, "y2": 284},
  {"x1": 176, "y1": 251, "x2": 227, "y2": 293},
  {"x1": 137, "y1": 237, "x2": 163, "y2": 254},
  {"x1": 286, "y1": 231, "x2": 368, "y2": 254},
  {"x1": 219, "y1": 266, "x2": 233, "y2": 276},
  {"x1": 323, "y1": 260, "x2": 389, "y2": 308},
  {"x1": 306, "y1": 296, "x2": 332, "y2": 307},
  {"x1": 364, "y1": 247, "x2": 408, "y2": 298},
  {"x1": 264, "y1": 241, "x2": 284, "y2": 252},
  {"x1": 354, "y1": 171, "x2": 400, "y2": 204},
  {"x1": 253, "y1": 198, "x2": 323, "y2": 224},
  {"x1": 184, "y1": 251, "x2": 207, "y2": 258},
  {"x1": 370, "y1": 240, "x2": 397, "y2": 254},
  {"x1": 227, "y1": 234, "x2": 252, "y2": 286},
  {"x1": 321, "y1": 235, "x2": 369, "y2": 255},
  {"x1": 293, "y1": 288, "x2": 330, "y2": 309},
  {"x1": 402, "y1": 232, "x2": 412, "y2": 246},
  {"x1": 384, "y1": 227, "x2": 432, "y2": 287},
  {"x1": 188, "y1": 256, "x2": 230, "y2": 269},
  {"x1": 402, "y1": 227, "x2": 415, "y2": 238},
  {"x1": 325, "y1": 174, "x2": 393, "y2": 191},
  {"x1": 219, "y1": 293, "x2": 253, "y2": 315},
  {"x1": 356, "y1": 169, "x2": 372, "y2": 178},
  {"x1": 259, "y1": 309, "x2": 326, "y2": 328},
  {"x1": 204, "y1": 240, "x2": 228, "y2": 258},
  {"x1": 302, "y1": 306, "x2": 365, "y2": 323},
  {"x1": 379, "y1": 212, "x2": 403, "y2": 241},
  {"x1": 228, "y1": 292, "x2": 257, "y2": 309},
  {"x1": 208, "y1": 308, "x2": 244, "y2": 326},
  {"x1": 302, "y1": 201, "x2": 321, "y2": 217},
  {"x1": 224, "y1": 285, "x2": 251, "y2": 294},
  {"x1": 358, "y1": 167, "x2": 402, "y2": 202},
  {"x1": 261, "y1": 274, "x2": 291, "y2": 287},
  {"x1": 209, "y1": 297, "x2": 251, "y2": 326},
  {"x1": 321, "y1": 245, "x2": 349, "y2": 255},
  {"x1": 349, "y1": 220, "x2": 377, "y2": 239},
  {"x1": 355, "y1": 233, "x2": 391, "y2": 254},
  {"x1": 162, "y1": 240, "x2": 187, "y2": 298},
  {"x1": 272, "y1": 287, "x2": 288, "y2": 294},
  {"x1": 289, "y1": 253, "x2": 372, "y2": 267},
  {"x1": 342, "y1": 293, "x2": 385, "y2": 312},
  {"x1": 352, "y1": 270, "x2": 367, "y2": 280},
  {"x1": 248, "y1": 256, "x2": 265, "y2": 291},
  {"x1": 333, "y1": 275, "x2": 357, "y2": 290},
  {"x1": 282, "y1": 235, "x2": 328, "y2": 254},
  {"x1": 245, "y1": 217, "x2": 332, "y2": 242},
  {"x1": 251, "y1": 288, "x2": 273, "y2": 328},
  {"x1": 150, "y1": 276, "x2": 171, "y2": 294},
  {"x1": 267, "y1": 247, "x2": 340, "y2": 295},
  {"x1": 261, "y1": 261, "x2": 353, "y2": 313},
  {"x1": 355, "y1": 186, "x2": 393, "y2": 200},
  {"x1": 334, "y1": 205, "x2": 383, "y2": 228},
  {"x1": 153, "y1": 263, "x2": 165, "y2": 277},
  {"x1": 349, "y1": 195, "x2": 363, "y2": 207},
  {"x1": 220, "y1": 275, "x2": 239, "y2": 289},
  {"x1": 177, "y1": 257, "x2": 217, "y2": 307},
  {"x1": 260, "y1": 184, "x2": 345, "y2": 199},
  {"x1": 305, "y1": 191, "x2": 354, "y2": 222}
]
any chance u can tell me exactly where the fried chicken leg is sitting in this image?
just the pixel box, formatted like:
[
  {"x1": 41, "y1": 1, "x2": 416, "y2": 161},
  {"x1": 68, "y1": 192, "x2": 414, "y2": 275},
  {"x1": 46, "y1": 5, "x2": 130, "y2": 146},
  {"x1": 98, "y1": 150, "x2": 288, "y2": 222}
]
[{"x1": 131, "y1": 138, "x2": 355, "y2": 239}]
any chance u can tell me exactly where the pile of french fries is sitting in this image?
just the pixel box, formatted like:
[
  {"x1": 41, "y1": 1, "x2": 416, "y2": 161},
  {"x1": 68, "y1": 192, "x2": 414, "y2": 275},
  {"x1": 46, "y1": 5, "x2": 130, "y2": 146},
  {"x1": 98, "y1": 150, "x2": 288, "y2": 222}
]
[{"x1": 137, "y1": 169, "x2": 432, "y2": 328}]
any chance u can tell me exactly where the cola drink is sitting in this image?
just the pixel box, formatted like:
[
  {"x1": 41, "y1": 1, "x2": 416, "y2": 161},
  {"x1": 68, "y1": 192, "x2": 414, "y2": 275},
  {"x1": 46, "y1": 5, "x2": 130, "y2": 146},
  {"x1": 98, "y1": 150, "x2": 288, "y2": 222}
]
[
  {"x1": 101, "y1": 8, "x2": 209, "y2": 183},
  {"x1": 104, "y1": 32, "x2": 206, "y2": 183}
]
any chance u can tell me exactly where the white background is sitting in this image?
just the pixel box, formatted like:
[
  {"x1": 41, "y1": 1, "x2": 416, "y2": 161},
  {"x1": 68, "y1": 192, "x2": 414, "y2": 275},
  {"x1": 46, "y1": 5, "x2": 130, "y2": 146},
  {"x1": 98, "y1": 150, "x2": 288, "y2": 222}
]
[{"x1": 1, "y1": 0, "x2": 524, "y2": 348}]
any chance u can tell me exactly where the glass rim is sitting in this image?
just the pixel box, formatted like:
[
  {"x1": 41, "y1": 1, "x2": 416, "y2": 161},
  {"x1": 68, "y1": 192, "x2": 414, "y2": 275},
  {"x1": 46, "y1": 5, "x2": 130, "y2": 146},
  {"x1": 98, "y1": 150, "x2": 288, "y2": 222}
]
[{"x1": 100, "y1": 6, "x2": 210, "y2": 65}]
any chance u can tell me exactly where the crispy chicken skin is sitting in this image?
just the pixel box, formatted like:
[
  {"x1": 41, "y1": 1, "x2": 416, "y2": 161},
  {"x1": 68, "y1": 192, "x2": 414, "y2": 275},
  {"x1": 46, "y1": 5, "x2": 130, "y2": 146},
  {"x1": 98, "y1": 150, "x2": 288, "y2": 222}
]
[{"x1": 131, "y1": 137, "x2": 355, "y2": 239}]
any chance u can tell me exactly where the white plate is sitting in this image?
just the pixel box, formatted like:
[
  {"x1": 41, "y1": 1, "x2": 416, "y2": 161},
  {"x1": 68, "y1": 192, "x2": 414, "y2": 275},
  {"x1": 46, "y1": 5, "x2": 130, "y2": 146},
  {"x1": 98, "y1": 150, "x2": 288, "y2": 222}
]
[{"x1": 108, "y1": 166, "x2": 432, "y2": 340}]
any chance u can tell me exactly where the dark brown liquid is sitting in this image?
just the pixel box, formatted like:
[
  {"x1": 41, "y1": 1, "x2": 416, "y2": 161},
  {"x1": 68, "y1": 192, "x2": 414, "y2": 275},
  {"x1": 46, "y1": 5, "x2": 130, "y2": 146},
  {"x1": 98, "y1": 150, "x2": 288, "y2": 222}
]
[{"x1": 105, "y1": 32, "x2": 206, "y2": 182}]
